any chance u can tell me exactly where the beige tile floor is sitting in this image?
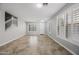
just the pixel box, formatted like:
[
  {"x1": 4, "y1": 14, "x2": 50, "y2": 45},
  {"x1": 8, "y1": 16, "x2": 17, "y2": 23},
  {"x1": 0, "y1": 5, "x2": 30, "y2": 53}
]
[{"x1": 0, "y1": 35, "x2": 72, "y2": 55}]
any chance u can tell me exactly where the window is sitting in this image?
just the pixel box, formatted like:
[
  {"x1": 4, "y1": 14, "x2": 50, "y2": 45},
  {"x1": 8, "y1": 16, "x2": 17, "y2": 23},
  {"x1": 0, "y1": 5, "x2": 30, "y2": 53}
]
[{"x1": 29, "y1": 24, "x2": 36, "y2": 31}]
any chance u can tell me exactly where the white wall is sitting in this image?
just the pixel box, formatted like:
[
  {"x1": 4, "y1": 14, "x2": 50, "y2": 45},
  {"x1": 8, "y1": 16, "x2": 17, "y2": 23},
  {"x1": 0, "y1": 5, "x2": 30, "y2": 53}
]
[
  {"x1": 40, "y1": 22, "x2": 45, "y2": 34},
  {"x1": 0, "y1": 7, "x2": 26, "y2": 46}
]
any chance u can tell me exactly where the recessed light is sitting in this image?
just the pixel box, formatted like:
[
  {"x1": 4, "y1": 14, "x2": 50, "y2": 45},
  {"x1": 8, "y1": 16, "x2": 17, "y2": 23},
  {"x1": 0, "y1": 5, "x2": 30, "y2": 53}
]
[
  {"x1": 36, "y1": 3, "x2": 43, "y2": 8},
  {"x1": 36, "y1": 3, "x2": 48, "y2": 8}
]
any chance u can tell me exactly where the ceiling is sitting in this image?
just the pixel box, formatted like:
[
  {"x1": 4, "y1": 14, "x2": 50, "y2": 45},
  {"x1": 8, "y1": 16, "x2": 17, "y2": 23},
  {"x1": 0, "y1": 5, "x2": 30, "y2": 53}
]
[{"x1": 0, "y1": 3, "x2": 66, "y2": 22}]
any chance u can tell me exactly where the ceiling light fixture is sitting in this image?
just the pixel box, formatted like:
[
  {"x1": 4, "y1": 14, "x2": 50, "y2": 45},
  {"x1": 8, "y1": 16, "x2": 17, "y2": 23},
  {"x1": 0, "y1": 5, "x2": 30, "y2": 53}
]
[
  {"x1": 36, "y1": 3, "x2": 43, "y2": 8},
  {"x1": 36, "y1": 3, "x2": 48, "y2": 8},
  {"x1": 43, "y1": 3, "x2": 48, "y2": 6}
]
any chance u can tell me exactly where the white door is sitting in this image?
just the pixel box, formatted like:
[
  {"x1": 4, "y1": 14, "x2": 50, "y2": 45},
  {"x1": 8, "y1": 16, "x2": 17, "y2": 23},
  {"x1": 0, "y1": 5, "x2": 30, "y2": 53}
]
[{"x1": 26, "y1": 22, "x2": 40, "y2": 35}]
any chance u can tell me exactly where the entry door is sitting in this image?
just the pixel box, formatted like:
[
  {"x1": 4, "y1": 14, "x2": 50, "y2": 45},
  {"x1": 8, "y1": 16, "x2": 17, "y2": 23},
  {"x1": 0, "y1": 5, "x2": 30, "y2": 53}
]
[{"x1": 26, "y1": 22, "x2": 40, "y2": 35}]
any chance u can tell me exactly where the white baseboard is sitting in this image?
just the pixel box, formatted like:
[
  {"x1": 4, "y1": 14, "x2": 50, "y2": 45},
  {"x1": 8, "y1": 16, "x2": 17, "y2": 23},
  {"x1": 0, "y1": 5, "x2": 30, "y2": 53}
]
[
  {"x1": 0, "y1": 33, "x2": 25, "y2": 47},
  {"x1": 47, "y1": 34, "x2": 77, "y2": 55}
]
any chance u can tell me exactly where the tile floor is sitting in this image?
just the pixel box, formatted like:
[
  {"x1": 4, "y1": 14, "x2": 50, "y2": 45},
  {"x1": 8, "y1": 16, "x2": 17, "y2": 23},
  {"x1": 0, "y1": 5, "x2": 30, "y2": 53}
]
[{"x1": 0, "y1": 35, "x2": 72, "y2": 55}]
